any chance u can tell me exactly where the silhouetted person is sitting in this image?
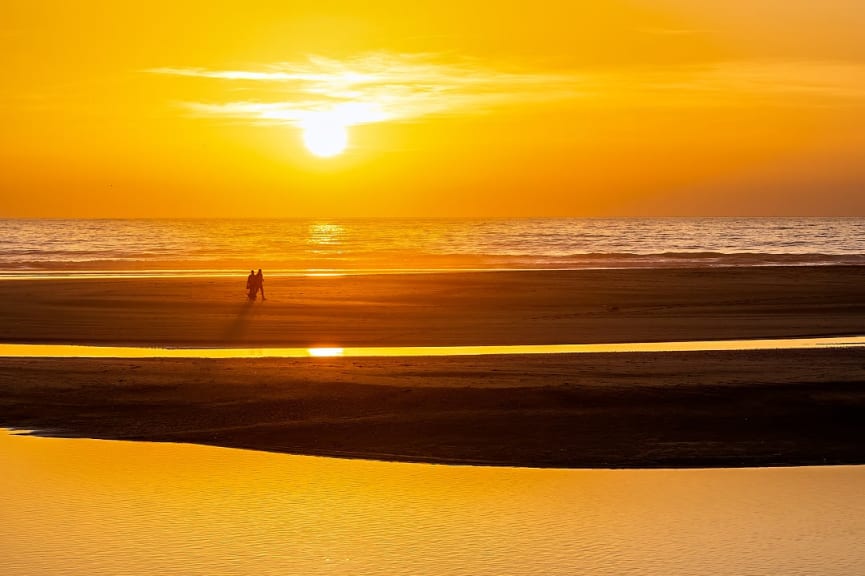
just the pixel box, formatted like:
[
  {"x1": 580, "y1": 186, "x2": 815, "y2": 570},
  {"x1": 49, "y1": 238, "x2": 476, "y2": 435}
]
[
  {"x1": 246, "y1": 269, "x2": 257, "y2": 301},
  {"x1": 256, "y1": 269, "x2": 266, "y2": 300}
]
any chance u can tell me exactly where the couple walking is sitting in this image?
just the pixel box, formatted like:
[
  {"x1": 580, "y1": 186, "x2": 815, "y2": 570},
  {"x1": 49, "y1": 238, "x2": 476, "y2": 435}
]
[{"x1": 246, "y1": 269, "x2": 266, "y2": 301}]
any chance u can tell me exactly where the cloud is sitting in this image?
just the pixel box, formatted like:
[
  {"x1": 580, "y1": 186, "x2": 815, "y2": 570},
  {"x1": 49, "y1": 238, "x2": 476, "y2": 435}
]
[
  {"x1": 148, "y1": 53, "x2": 590, "y2": 127},
  {"x1": 650, "y1": 60, "x2": 865, "y2": 100},
  {"x1": 614, "y1": 60, "x2": 865, "y2": 112},
  {"x1": 148, "y1": 54, "x2": 865, "y2": 127}
]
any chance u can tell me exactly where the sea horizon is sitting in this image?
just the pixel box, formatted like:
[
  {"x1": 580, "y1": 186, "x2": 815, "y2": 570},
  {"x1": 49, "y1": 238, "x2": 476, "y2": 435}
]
[{"x1": 3, "y1": 217, "x2": 865, "y2": 275}]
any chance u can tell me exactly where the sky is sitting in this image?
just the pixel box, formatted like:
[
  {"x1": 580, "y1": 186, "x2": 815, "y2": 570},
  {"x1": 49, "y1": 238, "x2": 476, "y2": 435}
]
[{"x1": 2, "y1": 1, "x2": 865, "y2": 217}]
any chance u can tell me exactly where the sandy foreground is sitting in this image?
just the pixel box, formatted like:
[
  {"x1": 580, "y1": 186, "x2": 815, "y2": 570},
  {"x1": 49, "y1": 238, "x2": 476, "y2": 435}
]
[{"x1": 1, "y1": 267, "x2": 864, "y2": 468}]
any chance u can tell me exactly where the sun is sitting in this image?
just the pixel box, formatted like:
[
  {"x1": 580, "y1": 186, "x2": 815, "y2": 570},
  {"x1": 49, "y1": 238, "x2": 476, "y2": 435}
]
[
  {"x1": 301, "y1": 118, "x2": 348, "y2": 157},
  {"x1": 298, "y1": 104, "x2": 385, "y2": 158}
]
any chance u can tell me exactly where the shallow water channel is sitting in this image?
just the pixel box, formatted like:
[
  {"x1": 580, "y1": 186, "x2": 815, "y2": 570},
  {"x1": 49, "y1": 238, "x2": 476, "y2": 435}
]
[
  {"x1": 2, "y1": 430, "x2": 864, "y2": 575},
  {"x1": 0, "y1": 335, "x2": 864, "y2": 359}
]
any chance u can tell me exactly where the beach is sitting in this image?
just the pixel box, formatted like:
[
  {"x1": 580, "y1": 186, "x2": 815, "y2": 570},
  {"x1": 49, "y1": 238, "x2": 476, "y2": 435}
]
[
  {"x1": 1, "y1": 266, "x2": 864, "y2": 347},
  {"x1": 1, "y1": 266, "x2": 864, "y2": 468}
]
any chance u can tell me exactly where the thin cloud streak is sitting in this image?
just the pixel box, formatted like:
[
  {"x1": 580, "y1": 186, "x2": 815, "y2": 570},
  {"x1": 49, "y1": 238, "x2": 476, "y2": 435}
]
[
  {"x1": 693, "y1": 60, "x2": 865, "y2": 98},
  {"x1": 149, "y1": 54, "x2": 865, "y2": 127},
  {"x1": 150, "y1": 54, "x2": 589, "y2": 126}
]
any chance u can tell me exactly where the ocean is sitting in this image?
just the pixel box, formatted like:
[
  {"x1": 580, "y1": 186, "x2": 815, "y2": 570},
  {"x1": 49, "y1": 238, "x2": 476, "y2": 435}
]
[{"x1": 1, "y1": 217, "x2": 864, "y2": 276}]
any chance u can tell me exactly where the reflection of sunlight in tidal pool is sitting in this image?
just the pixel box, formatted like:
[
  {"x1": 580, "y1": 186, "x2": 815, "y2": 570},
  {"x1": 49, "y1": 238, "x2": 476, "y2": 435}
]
[{"x1": 307, "y1": 347, "x2": 345, "y2": 357}]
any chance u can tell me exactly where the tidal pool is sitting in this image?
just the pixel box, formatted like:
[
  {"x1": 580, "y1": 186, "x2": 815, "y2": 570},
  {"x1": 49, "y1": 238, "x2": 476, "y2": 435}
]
[
  {"x1": 1, "y1": 430, "x2": 864, "y2": 575},
  {"x1": 0, "y1": 335, "x2": 863, "y2": 359}
]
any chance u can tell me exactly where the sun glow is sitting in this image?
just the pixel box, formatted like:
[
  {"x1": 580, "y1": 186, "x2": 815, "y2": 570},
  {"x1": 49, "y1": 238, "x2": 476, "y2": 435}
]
[
  {"x1": 302, "y1": 119, "x2": 348, "y2": 157},
  {"x1": 298, "y1": 103, "x2": 386, "y2": 157}
]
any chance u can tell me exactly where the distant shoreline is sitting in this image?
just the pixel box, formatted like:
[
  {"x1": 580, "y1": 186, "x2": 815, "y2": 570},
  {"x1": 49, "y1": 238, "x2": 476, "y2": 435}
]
[{"x1": 3, "y1": 262, "x2": 865, "y2": 281}]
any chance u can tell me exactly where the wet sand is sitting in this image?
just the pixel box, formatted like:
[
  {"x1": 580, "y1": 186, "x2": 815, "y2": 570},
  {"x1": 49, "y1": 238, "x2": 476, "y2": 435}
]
[
  {"x1": 1, "y1": 267, "x2": 864, "y2": 347},
  {"x1": 1, "y1": 267, "x2": 864, "y2": 468}
]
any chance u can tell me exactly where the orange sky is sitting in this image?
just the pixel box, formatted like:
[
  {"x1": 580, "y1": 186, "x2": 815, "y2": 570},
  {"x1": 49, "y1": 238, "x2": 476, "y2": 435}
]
[{"x1": 2, "y1": 1, "x2": 865, "y2": 217}]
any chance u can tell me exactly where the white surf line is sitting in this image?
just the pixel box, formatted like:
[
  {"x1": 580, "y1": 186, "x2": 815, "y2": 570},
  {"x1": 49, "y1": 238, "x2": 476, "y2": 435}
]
[{"x1": 0, "y1": 336, "x2": 863, "y2": 359}]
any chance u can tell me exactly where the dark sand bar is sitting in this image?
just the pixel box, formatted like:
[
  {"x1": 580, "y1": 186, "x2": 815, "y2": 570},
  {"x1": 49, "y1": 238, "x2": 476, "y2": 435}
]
[
  {"x1": 2, "y1": 350, "x2": 865, "y2": 468},
  {"x1": 1, "y1": 267, "x2": 864, "y2": 468}
]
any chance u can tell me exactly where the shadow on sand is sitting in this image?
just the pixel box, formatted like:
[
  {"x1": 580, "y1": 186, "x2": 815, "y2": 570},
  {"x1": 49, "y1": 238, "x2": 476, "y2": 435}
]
[{"x1": 221, "y1": 300, "x2": 259, "y2": 343}]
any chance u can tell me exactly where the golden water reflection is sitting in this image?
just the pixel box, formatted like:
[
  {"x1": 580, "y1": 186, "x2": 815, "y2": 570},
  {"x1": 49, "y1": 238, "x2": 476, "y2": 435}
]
[
  {"x1": 0, "y1": 336, "x2": 863, "y2": 359},
  {"x1": 1, "y1": 430, "x2": 864, "y2": 575},
  {"x1": 307, "y1": 347, "x2": 345, "y2": 357},
  {"x1": 307, "y1": 222, "x2": 345, "y2": 246}
]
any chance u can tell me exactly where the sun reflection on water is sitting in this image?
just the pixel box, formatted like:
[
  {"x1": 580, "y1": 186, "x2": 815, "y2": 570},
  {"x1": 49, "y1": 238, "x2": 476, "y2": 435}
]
[
  {"x1": 0, "y1": 336, "x2": 863, "y2": 360},
  {"x1": 307, "y1": 347, "x2": 345, "y2": 357},
  {"x1": 307, "y1": 223, "x2": 345, "y2": 246},
  {"x1": 302, "y1": 271, "x2": 346, "y2": 277}
]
